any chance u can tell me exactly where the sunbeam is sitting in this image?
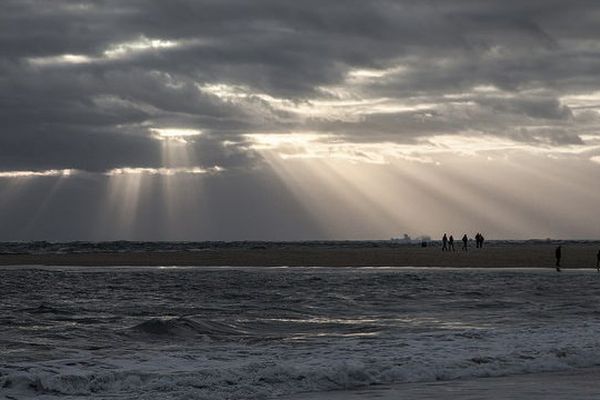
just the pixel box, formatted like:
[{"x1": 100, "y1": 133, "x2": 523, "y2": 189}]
[
  {"x1": 20, "y1": 174, "x2": 76, "y2": 237},
  {"x1": 252, "y1": 139, "x2": 600, "y2": 240},
  {"x1": 101, "y1": 171, "x2": 146, "y2": 238}
]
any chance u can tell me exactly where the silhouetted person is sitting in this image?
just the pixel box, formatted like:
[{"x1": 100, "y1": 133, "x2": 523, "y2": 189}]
[
  {"x1": 442, "y1": 234, "x2": 448, "y2": 251},
  {"x1": 555, "y1": 245, "x2": 562, "y2": 272},
  {"x1": 462, "y1": 234, "x2": 468, "y2": 251},
  {"x1": 475, "y1": 233, "x2": 485, "y2": 248},
  {"x1": 596, "y1": 250, "x2": 600, "y2": 272},
  {"x1": 449, "y1": 235, "x2": 455, "y2": 251}
]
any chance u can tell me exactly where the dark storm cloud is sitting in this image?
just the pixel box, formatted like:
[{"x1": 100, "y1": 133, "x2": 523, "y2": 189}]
[{"x1": 1, "y1": 0, "x2": 600, "y2": 172}]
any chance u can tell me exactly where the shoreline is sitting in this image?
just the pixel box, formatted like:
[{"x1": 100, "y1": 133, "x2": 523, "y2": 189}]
[
  {"x1": 285, "y1": 367, "x2": 600, "y2": 400},
  {"x1": 0, "y1": 243, "x2": 598, "y2": 268}
]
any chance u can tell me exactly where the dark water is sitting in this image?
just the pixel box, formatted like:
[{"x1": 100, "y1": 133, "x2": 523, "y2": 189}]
[{"x1": 1, "y1": 266, "x2": 600, "y2": 399}]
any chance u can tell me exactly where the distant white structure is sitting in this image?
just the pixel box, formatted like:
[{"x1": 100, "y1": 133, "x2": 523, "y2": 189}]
[{"x1": 390, "y1": 234, "x2": 431, "y2": 244}]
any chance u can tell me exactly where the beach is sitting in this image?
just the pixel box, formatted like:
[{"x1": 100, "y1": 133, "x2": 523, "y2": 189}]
[{"x1": 0, "y1": 241, "x2": 598, "y2": 268}]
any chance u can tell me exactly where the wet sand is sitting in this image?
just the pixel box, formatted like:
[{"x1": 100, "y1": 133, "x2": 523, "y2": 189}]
[
  {"x1": 284, "y1": 368, "x2": 600, "y2": 400},
  {"x1": 0, "y1": 242, "x2": 598, "y2": 268}
]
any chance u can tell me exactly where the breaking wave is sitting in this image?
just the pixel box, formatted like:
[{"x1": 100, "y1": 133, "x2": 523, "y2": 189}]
[
  {"x1": 2, "y1": 332, "x2": 599, "y2": 400},
  {"x1": 3, "y1": 266, "x2": 600, "y2": 399}
]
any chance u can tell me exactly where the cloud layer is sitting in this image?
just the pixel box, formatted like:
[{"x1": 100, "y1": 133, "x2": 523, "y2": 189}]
[
  {"x1": 1, "y1": 1, "x2": 599, "y2": 239},
  {"x1": 2, "y1": 0, "x2": 600, "y2": 171}
]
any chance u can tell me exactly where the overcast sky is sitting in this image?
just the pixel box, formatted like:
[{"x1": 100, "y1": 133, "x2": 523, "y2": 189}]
[{"x1": 1, "y1": 0, "x2": 599, "y2": 241}]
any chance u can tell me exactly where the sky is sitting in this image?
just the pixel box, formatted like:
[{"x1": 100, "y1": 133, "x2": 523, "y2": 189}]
[{"x1": 1, "y1": 0, "x2": 599, "y2": 241}]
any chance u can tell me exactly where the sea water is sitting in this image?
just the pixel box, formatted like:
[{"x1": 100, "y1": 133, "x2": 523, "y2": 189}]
[{"x1": 1, "y1": 266, "x2": 600, "y2": 399}]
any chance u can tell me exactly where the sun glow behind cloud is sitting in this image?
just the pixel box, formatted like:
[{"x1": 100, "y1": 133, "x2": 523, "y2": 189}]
[
  {"x1": 103, "y1": 37, "x2": 179, "y2": 58},
  {"x1": 150, "y1": 128, "x2": 203, "y2": 144},
  {"x1": 28, "y1": 54, "x2": 93, "y2": 66},
  {"x1": 346, "y1": 65, "x2": 408, "y2": 81},
  {"x1": 0, "y1": 169, "x2": 75, "y2": 178},
  {"x1": 105, "y1": 166, "x2": 221, "y2": 176},
  {"x1": 244, "y1": 132, "x2": 600, "y2": 165},
  {"x1": 199, "y1": 81, "x2": 438, "y2": 121},
  {"x1": 27, "y1": 36, "x2": 194, "y2": 67}
]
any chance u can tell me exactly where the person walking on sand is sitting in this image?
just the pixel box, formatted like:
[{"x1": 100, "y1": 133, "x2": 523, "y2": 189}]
[
  {"x1": 479, "y1": 233, "x2": 485, "y2": 248},
  {"x1": 462, "y1": 234, "x2": 468, "y2": 251},
  {"x1": 555, "y1": 245, "x2": 562, "y2": 272},
  {"x1": 448, "y1": 235, "x2": 455, "y2": 252},
  {"x1": 442, "y1": 233, "x2": 448, "y2": 251}
]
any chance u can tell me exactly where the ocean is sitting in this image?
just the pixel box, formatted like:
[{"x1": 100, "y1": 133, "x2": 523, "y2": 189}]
[{"x1": 1, "y1": 265, "x2": 600, "y2": 399}]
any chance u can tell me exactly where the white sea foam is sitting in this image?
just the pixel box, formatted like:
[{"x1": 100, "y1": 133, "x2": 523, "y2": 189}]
[{"x1": 2, "y1": 324, "x2": 600, "y2": 399}]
